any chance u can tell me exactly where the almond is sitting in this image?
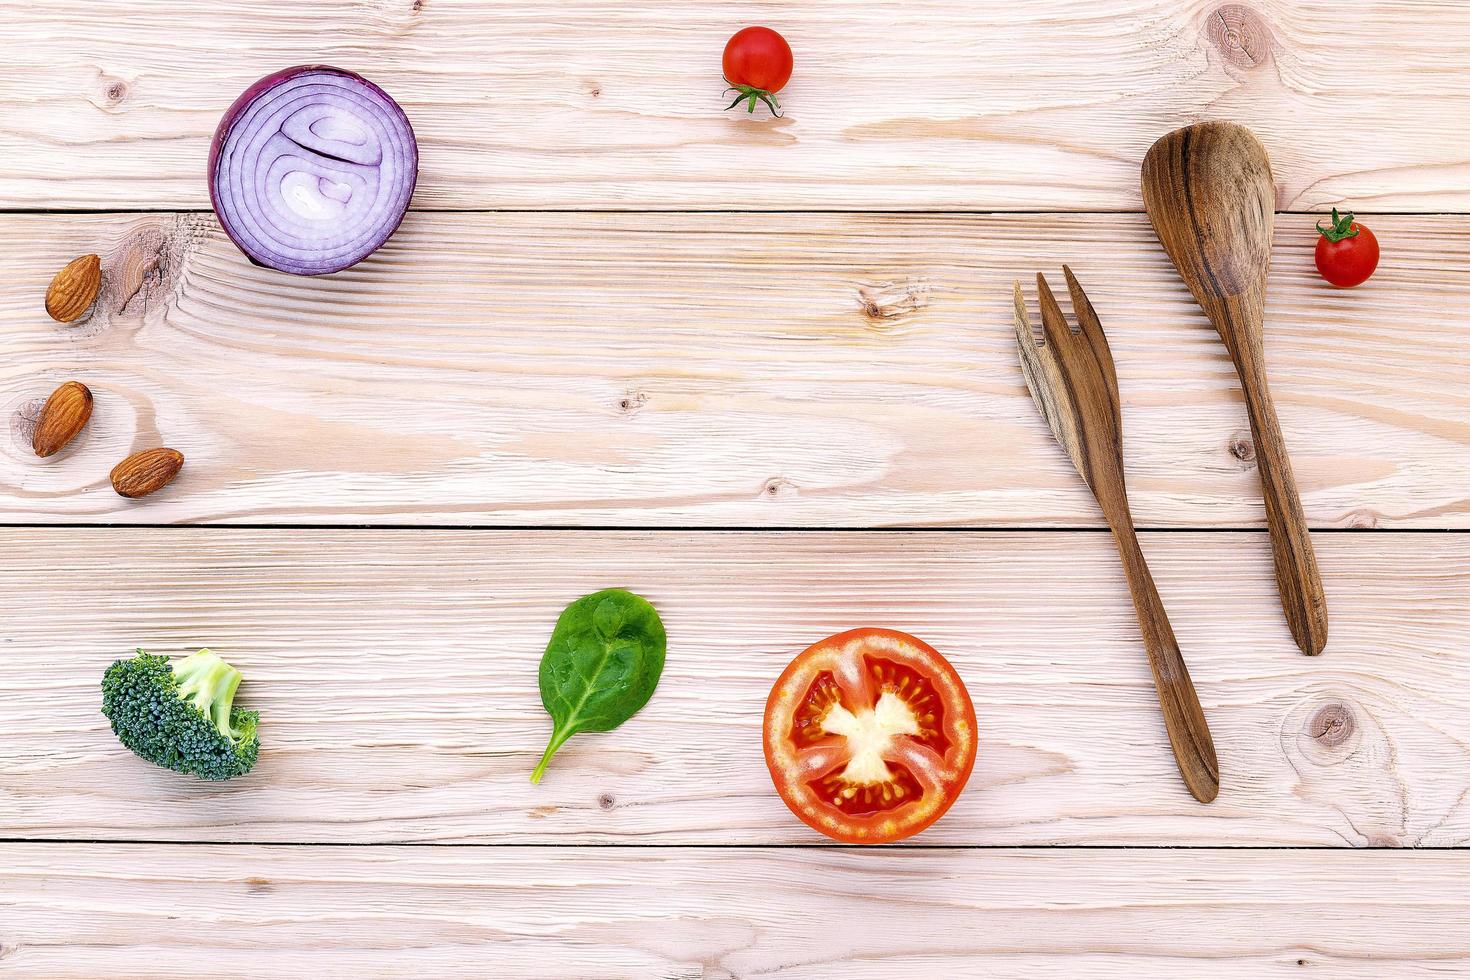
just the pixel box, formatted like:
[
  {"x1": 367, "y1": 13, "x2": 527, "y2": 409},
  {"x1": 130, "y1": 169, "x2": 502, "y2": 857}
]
[
  {"x1": 111, "y1": 448, "x2": 184, "y2": 499},
  {"x1": 45, "y1": 254, "x2": 102, "y2": 323},
  {"x1": 32, "y1": 381, "x2": 94, "y2": 458}
]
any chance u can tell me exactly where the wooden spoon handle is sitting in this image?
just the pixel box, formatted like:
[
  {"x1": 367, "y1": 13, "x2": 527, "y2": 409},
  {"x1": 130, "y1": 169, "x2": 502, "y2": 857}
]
[
  {"x1": 1237, "y1": 361, "x2": 1330, "y2": 656},
  {"x1": 1110, "y1": 524, "x2": 1220, "y2": 803}
]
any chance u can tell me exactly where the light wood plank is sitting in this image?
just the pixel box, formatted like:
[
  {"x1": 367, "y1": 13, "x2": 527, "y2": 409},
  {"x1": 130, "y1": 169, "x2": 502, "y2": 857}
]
[
  {"x1": 2, "y1": 529, "x2": 1466, "y2": 846},
  {"x1": 3, "y1": 212, "x2": 1466, "y2": 527},
  {"x1": 5, "y1": 1, "x2": 1470, "y2": 210},
  {"x1": 3, "y1": 844, "x2": 1468, "y2": 978}
]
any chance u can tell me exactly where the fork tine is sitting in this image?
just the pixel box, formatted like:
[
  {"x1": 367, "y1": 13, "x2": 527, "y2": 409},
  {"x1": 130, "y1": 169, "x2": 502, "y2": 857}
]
[
  {"x1": 1063, "y1": 265, "x2": 1103, "y2": 343},
  {"x1": 1061, "y1": 264, "x2": 1121, "y2": 424},
  {"x1": 1012, "y1": 280, "x2": 1039, "y2": 349},
  {"x1": 1035, "y1": 272, "x2": 1073, "y2": 348}
]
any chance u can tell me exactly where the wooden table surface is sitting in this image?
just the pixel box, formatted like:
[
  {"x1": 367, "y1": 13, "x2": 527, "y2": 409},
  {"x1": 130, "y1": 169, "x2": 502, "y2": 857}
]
[{"x1": 3, "y1": 1, "x2": 1469, "y2": 976}]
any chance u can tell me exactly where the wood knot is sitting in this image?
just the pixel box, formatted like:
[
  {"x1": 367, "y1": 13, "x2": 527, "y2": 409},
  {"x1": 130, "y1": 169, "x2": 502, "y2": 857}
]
[
  {"x1": 80, "y1": 214, "x2": 206, "y2": 330},
  {"x1": 1308, "y1": 701, "x2": 1355, "y2": 748},
  {"x1": 103, "y1": 79, "x2": 129, "y2": 105},
  {"x1": 1287, "y1": 693, "x2": 1367, "y2": 769},
  {"x1": 411, "y1": 0, "x2": 423, "y2": 11},
  {"x1": 244, "y1": 876, "x2": 274, "y2": 895},
  {"x1": 762, "y1": 477, "x2": 798, "y2": 500},
  {"x1": 1205, "y1": 4, "x2": 1275, "y2": 69},
  {"x1": 1228, "y1": 431, "x2": 1255, "y2": 463},
  {"x1": 597, "y1": 793, "x2": 616, "y2": 810},
  {"x1": 8, "y1": 396, "x2": 47, "y2": 456},
  {"x1": 1344, "y1": 508, "x2": 1379, "y2": 529},
  {"x1": 856, "y1": 279, "x2": 931, "y2": 326},
  {"x1": 586, "y1": 80, "x2": 602, "y2": 98},
  {"x1": 617, "y1": 390, "x2": 648, "y2": 415}
]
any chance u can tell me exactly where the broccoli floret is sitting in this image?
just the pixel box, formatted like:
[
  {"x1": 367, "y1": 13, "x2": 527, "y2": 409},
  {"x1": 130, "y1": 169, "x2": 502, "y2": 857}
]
[{"x1": 101, "y1": 649, "x2": 260, "y2": 781}]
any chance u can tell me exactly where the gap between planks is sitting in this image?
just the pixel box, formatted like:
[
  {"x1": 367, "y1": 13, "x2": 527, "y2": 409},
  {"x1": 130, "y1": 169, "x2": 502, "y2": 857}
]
[
  {"x1": 0, "y1": 524, "x2": 1460, "y2": 532},
  {"x1": 8, "y1": 208, "x2": 1469, "y2": 216},
  {"x1": 3, "y1": 839, "x2": 1469, "y2": 851}
]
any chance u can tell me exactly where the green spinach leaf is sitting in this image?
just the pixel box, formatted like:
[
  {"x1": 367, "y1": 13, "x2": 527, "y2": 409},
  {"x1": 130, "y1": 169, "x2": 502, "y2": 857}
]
[{"x1": 531, "y1": 588, "x2": 666, "y2": 784}]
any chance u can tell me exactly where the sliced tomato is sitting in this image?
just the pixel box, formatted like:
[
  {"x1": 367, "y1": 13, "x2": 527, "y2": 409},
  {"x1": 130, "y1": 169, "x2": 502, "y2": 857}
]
[{"x1": 763, "y1": 628, "x2": 977, "y2": 843}]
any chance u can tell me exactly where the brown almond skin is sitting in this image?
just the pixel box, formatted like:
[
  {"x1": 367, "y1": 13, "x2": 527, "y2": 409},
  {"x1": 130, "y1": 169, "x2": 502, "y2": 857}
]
[
  {"x1": 45, "y1": 254, "x2": 102, "y2": 323},
  {"x1": 111, "y1": 448, "x2": 184, "y2": 499},
  {"x1": 32, "y1": 381, "x2": 93, "y2": 458}
]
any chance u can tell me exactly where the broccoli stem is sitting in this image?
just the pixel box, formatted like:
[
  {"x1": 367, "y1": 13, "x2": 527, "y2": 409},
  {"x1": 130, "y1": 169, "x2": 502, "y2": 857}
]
[{"x1": 173, "y1": 649, "x2": 244, "y2": 742}]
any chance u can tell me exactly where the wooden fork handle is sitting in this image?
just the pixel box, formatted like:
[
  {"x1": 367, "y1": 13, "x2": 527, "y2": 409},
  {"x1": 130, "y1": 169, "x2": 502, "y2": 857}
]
[
  {"x1": 1237, "y1": 358, "x2": 1330, "y2": 656},
  {"x1": 1110, "y1": 524, "x2": 1220, "y2": 803}
]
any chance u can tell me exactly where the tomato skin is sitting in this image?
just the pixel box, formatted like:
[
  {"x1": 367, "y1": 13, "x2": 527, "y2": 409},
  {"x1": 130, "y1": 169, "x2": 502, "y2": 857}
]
[
  {"x1": 763, "y1": 628, "x2": 978, "y2": 844},
  {"x1": 1315, "y1": 212, "x2": 1379, "y2": 287},
  {"x1": 723, "y1": 26, "x2": 793, "y2": 95}
]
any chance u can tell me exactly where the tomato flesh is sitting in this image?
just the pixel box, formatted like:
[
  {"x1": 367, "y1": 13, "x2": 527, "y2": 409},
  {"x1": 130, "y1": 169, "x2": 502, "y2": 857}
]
[
  {"x1": 723, "y1": 26, "x2": 794, "y2": 95},
  {"x1": 867, "y1": 656, "x2": 952, "y2": 756},
  {"x1": 1315, "y1": 222, "x2": 1379, "y2": 287},
  {"x1": 790, "y1": 670, "x2": 842, "y2": 747},
  {"x1": 814, "y1": 760, "x2": 922, "y2": 817},
  {"x1": 764, "y1": 628, "x2": 978, "y2": 843}
]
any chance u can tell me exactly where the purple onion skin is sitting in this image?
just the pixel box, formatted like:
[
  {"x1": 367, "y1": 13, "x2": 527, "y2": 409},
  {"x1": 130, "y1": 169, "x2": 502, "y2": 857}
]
[{"x1": 209, "y1": 65, "x2": 419, "y2": 276}]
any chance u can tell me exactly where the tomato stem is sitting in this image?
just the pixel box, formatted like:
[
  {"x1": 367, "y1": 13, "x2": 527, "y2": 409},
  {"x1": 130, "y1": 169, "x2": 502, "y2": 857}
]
[
  {"x1": 723, "y1": 81, "x2": 783, "y2": 117},
  {"x1": 1316, "y1": 207, "x2": 1360, "y2": 243}
]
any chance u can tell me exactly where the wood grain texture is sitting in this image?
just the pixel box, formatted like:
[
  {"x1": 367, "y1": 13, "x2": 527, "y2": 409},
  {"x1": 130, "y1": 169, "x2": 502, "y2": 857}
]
[
  {"x1": 2, "y1": 528, "x2": 1467, "y2": 846},
  {"x1": 3, "y1": 844, "x2": 1469, "y2": 978},
  {"x1": 1144, "y1": 121, "x2": 1327, "y2": 654},
  {"x1": 1016, "y1": 270, "x2": 1217, "y2": 801},
  {"x1": 5, "y1": 1, "x2": 1470, "y2": 211},
  {"x1": 4, "y1": 3, "x2": 1468, "y2": 972},
  {"x1": 3, "y1": 211, "x2": 1467, "y2": 527}
]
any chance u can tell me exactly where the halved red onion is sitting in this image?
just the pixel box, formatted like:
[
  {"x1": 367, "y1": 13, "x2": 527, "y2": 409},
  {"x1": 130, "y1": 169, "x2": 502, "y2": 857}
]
[{"x1": 209, "y1": 66, "x2": 418, "y2": 276}]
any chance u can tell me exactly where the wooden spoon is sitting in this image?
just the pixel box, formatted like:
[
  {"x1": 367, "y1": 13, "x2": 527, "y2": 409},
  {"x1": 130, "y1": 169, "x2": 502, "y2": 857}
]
[
  {"x1": 1141, "y1": 122, "x2": 1328, "y2": 656},
  {"x1": 1015, "y1": 269, "x2": 1219, "y2": 803}
]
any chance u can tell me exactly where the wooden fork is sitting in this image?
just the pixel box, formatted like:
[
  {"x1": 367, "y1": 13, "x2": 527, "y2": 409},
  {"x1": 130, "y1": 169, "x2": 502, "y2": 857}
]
[{"x1": 1014, "y1": 267, "x2": 1219, "y2": 803}]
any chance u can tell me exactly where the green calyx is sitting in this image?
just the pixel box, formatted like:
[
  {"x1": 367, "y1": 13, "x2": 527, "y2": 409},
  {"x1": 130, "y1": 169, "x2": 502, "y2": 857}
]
[
  {"x1": 723, "y1": 82, "x2": 783, "y2": 117},
  {"x1": 1316, "y1": 208, "x2": 1360, "y2": 243}
]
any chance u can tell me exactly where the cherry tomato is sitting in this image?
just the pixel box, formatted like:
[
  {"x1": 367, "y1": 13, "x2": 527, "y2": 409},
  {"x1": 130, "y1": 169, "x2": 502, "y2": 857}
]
[
  {"x1": 763, "y1": 628, "x2": 978, "y2": 843},
  {"x1": 1315, "y1": 209, "x2": 1379, "y2": 287},
  {"x1": 722, "y1": 26, "x2": 793, "y2": 116}
]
